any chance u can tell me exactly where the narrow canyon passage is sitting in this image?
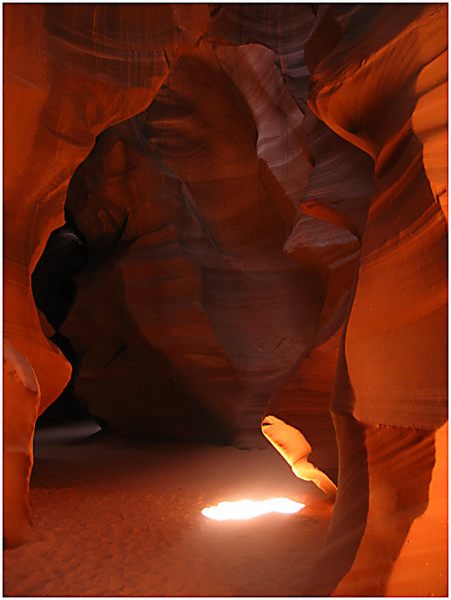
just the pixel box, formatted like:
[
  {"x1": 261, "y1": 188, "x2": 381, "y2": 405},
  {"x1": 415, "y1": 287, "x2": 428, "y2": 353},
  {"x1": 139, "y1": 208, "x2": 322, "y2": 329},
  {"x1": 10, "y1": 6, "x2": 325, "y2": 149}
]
[
  {"x1": 4, "y1": 420, "x2": 332, "y2": 597},
  {"x1": 4, "y1": 4, "x2": 447, "y2": 597}
]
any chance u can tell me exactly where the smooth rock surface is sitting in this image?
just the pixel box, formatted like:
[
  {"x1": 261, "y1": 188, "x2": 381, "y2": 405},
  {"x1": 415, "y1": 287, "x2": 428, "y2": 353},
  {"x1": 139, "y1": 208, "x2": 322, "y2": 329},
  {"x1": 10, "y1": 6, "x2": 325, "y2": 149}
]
[{"x1": 4, "y1": 4, "x2": 447, "y2": 596}]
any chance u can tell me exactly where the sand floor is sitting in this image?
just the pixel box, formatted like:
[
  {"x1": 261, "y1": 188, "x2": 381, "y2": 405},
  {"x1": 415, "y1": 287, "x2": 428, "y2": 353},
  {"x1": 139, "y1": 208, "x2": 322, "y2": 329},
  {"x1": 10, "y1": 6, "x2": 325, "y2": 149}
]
[{"x1": 4, "y1": 420, "x2": 333, "y2": 597}]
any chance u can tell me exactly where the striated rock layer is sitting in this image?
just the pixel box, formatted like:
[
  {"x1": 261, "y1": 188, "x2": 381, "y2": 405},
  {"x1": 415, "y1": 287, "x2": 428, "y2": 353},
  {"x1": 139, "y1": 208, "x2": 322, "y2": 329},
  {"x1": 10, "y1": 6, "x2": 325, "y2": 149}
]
[
  {"x1": 303, "y1": 4, "x2": 448, "y2": 596},
  {"x1": 62, "y1": 40, "x2": 325, "y2": 448},
  {"x1": 4, "y1": 3, "x2": 447, "y2": 597},
  {"x1": 4, "y1": 2, "x2": 210, "y2": 547}
]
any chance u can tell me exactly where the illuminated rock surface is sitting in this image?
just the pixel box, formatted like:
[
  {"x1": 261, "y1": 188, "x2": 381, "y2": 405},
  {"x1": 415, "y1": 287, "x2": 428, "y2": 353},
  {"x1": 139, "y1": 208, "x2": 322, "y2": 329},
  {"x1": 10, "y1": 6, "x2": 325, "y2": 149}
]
[{"x1": 4, "y1": 3, "x2": 447, "y2": 596}]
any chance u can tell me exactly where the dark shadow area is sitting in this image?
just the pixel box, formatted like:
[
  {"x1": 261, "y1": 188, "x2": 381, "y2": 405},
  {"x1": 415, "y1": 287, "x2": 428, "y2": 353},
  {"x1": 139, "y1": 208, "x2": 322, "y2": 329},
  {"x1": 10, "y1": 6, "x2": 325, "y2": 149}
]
[
  {"x1": 32, "y1": 224, "x2": 92, "y2": 427},
  {"x1": 303, "y1": 356, "x2": 369, "y2": 596}
]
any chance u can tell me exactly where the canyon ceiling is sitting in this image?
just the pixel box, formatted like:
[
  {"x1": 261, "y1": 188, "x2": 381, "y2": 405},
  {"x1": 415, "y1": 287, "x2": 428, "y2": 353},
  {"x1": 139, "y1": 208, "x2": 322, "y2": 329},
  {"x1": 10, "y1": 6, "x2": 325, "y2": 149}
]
[{"x1": 3, "y1": 3, "x2": 448, "y2": 596}]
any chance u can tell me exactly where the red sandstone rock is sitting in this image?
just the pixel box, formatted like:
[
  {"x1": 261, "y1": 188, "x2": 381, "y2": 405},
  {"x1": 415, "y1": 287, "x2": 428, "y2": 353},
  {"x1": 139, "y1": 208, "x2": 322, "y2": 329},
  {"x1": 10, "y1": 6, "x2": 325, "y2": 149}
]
[
  {"x1": 303, "y1": 4, "x2": 448, "y2": 596},
  {"x1": 3, "y1": 4, "x2": 447, "y2": 597},
  {"x1": 61, "y1": 40, "x2": 327, "y2": 449},
  {"x1": 4, "y1": 2, "x2": 208, "y2": 547}
]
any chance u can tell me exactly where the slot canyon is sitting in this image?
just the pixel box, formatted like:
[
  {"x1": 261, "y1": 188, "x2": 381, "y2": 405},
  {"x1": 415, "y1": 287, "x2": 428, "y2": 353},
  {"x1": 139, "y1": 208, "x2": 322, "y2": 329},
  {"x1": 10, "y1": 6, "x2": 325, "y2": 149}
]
[{"x1": 3, "y1": 3, "x2": 448, "y2": 597}]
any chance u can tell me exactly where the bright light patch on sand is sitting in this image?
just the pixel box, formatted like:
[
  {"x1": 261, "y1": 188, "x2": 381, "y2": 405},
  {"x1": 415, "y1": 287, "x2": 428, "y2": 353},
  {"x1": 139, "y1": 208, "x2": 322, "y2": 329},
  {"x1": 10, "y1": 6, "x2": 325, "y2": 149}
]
[{"x1": 201, "y1": 498, "x2": 305, "y2": 521}]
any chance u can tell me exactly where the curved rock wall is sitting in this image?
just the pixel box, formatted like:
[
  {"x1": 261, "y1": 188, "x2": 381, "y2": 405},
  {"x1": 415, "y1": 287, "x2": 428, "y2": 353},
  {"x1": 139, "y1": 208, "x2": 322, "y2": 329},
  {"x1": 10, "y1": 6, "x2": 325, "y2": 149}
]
[
  {"x1": 303, "y1": 4, "x2": 448, "y2": 596},
  {"x1": 4, "y1": 4, "x2": 447, "y2": 596},
  {"x1": 61, "y1": 40, "x2": 327, "y2": 448},
  {"x1": 4, "y1": 3, "x2": 209, "y2": 546}
]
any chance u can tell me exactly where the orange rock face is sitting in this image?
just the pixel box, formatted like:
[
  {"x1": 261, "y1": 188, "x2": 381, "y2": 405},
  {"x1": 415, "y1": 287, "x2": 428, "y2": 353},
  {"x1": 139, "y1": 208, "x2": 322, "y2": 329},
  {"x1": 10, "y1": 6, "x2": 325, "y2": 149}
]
[
  {"x1": 303, "y1": 5, "x2": 448, "y2": 596},
  {"x1": 4, "y1": 2, "x2": 208, "y2": 547},
  {"x1": 4, "y1": 3, "x2": 447, "y2": 596}
]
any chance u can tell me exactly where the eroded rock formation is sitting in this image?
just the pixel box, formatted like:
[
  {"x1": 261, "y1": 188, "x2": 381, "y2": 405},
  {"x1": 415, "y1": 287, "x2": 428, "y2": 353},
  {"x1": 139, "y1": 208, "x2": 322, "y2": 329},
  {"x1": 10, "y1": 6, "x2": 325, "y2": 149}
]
[
  {"x1": 4, "y1": 3, "x2": 447, "y2": 596},
  {"x1": 303, "y1": 6, "x2": 448, "y2": 596}
]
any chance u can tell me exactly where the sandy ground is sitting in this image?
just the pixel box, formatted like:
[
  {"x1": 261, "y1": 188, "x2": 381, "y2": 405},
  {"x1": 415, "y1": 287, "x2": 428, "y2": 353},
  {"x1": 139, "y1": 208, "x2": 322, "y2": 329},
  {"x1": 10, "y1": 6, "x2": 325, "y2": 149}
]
[{"x1": 4, "y1": 420, "x2": 333, "y2": 597}]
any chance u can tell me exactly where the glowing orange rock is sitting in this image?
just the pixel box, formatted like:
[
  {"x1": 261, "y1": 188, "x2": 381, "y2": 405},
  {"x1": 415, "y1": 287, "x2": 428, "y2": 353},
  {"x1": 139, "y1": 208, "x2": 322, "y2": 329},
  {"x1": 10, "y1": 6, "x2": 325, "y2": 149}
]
[
  {"x1": 303, "y1": 5, "x2": 448, "y2": 596},
  {"x1": 3, "y1": 2, "x2": 209, "y2": 547},
  {"x1": 3, "y1": 6, "x2": 447, "y2": 598}
]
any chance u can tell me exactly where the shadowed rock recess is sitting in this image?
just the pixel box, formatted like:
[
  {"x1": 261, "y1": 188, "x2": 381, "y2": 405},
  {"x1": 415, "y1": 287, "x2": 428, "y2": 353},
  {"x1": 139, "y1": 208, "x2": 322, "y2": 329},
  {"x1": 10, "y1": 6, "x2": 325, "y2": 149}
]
[{"x1": 4, "y1": 4, "x2": 447, "y2": 596}]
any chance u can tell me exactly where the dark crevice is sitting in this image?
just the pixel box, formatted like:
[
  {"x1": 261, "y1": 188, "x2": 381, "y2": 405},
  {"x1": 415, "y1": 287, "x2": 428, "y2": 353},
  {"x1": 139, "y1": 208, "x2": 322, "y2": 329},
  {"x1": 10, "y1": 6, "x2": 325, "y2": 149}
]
[{"x1": 32, "y1": 224, "x2": 92, "y2": 426}]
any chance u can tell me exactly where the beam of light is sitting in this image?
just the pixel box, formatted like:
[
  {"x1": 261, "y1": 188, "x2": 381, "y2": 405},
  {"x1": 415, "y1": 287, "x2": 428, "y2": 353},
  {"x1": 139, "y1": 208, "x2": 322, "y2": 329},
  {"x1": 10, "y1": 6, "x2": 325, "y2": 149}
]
[{"x1": 201, "y1": 498, "x2": 305, "y2": 521}]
